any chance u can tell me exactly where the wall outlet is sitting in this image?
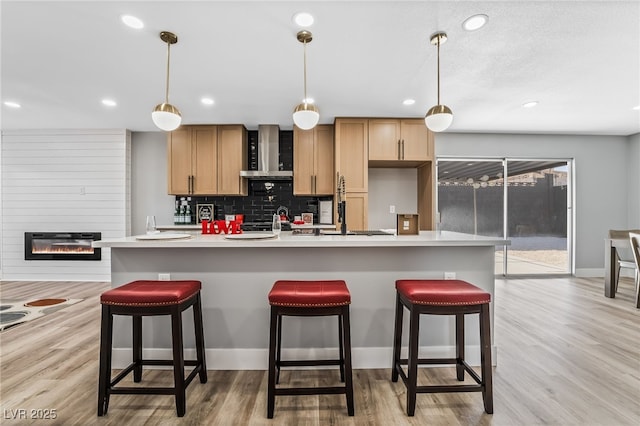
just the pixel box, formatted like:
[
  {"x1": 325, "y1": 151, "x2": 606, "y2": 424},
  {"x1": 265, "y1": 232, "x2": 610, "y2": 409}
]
[
  {"x1": 444, "y1": 272, "x2": 456, "y2": 280},
  {"x1": 158, "y1": 273, "x2": 171, "y2": 281},
  {"x1": 389, "y1": 205, "x2": 396, "y2": 214}
]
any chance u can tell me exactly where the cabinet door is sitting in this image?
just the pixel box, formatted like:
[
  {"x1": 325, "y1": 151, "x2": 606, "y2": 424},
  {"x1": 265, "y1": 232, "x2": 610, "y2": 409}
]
[
  {"x1": 345, "y1": 192, "x2": 368, "y2": 231},
  {"x1": 217, "y1": 125, "x2": 248, "y2": 195},
  {"x1": 167, "y1": 128, "x2": 192, "y2": 195},
  {"x1": 335, "y1": 118, "x2": 368, "y2": 193},
  {"x1": 191, "y1": 126, "x2": 218, "y2": 195},
  {"x1": 400, "y1": 119, "x2": 431, "y2": 161},
  {"x1": 368, "y1": 119, "x2": 400, "y2": 161},
  {"x1": 314, "y1": 125, "x2": 335, "y2": 195},
  {"x1": 293, "y1": 127, "x2": 314, "y2": 195}
]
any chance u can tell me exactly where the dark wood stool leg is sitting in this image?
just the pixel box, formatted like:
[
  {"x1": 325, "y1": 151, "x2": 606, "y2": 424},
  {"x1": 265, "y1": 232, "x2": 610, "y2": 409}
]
[
  {"x1": 275, "y1": 313, "x2": 283, "y2": 385},
  {"x1": 170, "y1": 305, "x2": 186, "y2": 417},
  {"x1": 456, "y1": 313, "x2": 465, "y2": 381},
  {"x1": 480, "y1": 304, "x2": 493, "y2": 414},
  {"x1": 391, "y1": 293, "x2": 404, "y2": 382},
  {"x1": 406, "y1": 305, "x2": 420, "y2": 416},
  {"x1": 193, "y1": 293, "x2": 208, "y2": 383},
  {"x1": 133, "y1": 315, "x2": 143, "y2": 382},
  {"x1": 342, "y1": 306, "x2": 355, "y2": 416},
  {"x1": 267, "y1": 306, "x2": 278, "y2": 419},
  {"x1": 338, "y1": 314, "x2": 345, "y2": 382},
  {"x1": 97, "y1": 305, "x2": 113, "y2": 416}
]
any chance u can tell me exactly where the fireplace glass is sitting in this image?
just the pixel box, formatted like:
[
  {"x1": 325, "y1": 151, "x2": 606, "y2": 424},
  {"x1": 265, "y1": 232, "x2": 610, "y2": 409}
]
[{"x1": 24, "y1": 232, "x2": 101, "y2": 261}]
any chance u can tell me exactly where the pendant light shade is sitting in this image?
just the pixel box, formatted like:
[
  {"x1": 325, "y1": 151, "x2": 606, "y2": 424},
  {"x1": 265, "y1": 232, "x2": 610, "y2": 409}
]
[
  {"x1": 152, "y1": 31, "x2": 181, "y2": 132},
  {"x1": 293, "y1": 30, "x2": 319, "y2": 130},
  {"x1": 293, "y1": 102, "x2": 320, "y2": 130},
  {"x1": 425, "y1": 104, "x2": 453, "y2": 132},
  {"x1": 425, "y1": 32, "x2": 453, "y2": 132}
]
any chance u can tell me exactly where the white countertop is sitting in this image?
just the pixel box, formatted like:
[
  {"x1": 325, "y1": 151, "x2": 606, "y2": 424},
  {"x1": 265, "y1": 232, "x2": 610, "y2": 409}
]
[{"x1": 94, "y1": 230, "x2": 509, "y2": 249}]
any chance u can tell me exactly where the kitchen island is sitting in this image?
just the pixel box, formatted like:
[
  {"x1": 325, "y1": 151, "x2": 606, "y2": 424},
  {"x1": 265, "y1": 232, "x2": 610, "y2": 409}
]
[{"x1": 94, "y1": 231, "x2": 507, "y2": 369}]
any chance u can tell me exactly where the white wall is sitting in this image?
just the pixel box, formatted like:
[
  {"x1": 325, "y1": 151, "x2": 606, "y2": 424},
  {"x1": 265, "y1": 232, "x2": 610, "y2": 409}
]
[
  {"x1": 628, "y1": 133, "x2": 640, "y2": 228},
  {"x1": 368, "y1": 168, "x2": 418, "y2": 229},
  {"x1": 130, "y1": 132, "x2": 174, "y2": 235},
  {"x1": 435, "y1": 132, "x2": 631, "y2": 275},
  {"x1": 0, "y1": 129, "x2": 130, "y2": 281}
]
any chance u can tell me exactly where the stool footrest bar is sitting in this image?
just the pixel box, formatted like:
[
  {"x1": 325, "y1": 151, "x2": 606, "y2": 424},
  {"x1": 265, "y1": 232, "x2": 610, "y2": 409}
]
[
  {"x1": 278, "y1": 359, "x2": 342, "y2": 367},
  {"x1": 416, "y1": 384, "x2": 483, "y2": 393}
]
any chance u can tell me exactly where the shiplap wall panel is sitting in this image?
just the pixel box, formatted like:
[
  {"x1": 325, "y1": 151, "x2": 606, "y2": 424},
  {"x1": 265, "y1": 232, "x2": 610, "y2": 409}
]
[{"x1": 1, "y1": 129, "x2": 130, "y2": 281}]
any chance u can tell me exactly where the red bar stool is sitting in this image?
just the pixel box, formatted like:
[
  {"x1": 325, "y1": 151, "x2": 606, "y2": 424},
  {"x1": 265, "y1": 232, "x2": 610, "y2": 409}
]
[
  {"x1": 391, "y1": 279, "x2": 493, "y2": 416},
  {"x1": 267, "y1": 280, "x2": 354, "y2": 418},
  {"x1": 97, "y1": 280, "x2": 207, "y2": 417}
]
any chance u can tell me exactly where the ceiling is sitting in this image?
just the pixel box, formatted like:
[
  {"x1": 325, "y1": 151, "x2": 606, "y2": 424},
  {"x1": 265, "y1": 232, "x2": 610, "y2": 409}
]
[{"x1": 2, "y1": 1, "x2": 639, "y2": 135}]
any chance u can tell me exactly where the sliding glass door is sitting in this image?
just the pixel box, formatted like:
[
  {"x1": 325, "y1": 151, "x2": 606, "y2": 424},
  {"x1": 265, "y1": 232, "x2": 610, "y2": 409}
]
[{"x1": 437, "y1": 158, "x2": 573, "y2": 276}]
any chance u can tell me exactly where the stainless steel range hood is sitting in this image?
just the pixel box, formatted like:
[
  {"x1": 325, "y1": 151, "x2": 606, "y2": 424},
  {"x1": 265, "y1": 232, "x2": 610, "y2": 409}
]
[{"x1": 240, "y1": 125, "x2": 293, "y2": 179}]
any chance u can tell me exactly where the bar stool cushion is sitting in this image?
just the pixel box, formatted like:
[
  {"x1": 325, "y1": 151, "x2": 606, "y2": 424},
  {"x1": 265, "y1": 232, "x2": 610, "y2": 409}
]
[
  {"x1": 396, "y1": 279, "x2": 490, "y2": 306},
  {"x1": 100, "y1": 280, "x2": 201, "y2": 307},
  {"x1": 268, "y1": 280, "x2": 351, "y2": 307}
]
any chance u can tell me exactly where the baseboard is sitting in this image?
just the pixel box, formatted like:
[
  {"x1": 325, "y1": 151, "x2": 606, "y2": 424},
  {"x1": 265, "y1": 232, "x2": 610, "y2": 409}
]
[
  {"x1": 575, "y1": 268, "x2": 603, "y2": 277},
  {"x1": 112, "y1": 345, "x2": 498, "y2": 370},
  {"x1": 575, "y1": 268, "x2": 635, "y2": 278}
]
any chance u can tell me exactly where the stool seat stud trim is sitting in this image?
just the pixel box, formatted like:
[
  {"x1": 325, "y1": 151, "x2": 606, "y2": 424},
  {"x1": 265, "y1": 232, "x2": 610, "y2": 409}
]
[
  {"x1": 396, "y1": 279, "x2": 490, "y2": 306},
  {"x1": 268, "y1": 280, "x2": 351, "y2": 307},
  {"x1": 100, "y1": 280, "x2": 201, "y2": 306}
]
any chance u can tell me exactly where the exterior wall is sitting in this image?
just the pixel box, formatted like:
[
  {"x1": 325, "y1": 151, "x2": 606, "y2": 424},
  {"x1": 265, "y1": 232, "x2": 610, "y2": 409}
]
[{"x1": 0, "y1": 129, "x2": 130, "y2": 281}]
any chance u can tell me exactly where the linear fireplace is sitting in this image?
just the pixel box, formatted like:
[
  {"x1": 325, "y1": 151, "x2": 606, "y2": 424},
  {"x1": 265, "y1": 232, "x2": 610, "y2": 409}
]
[{"x1": 24, "y1": 232, "x2": 102, "y2": 261}]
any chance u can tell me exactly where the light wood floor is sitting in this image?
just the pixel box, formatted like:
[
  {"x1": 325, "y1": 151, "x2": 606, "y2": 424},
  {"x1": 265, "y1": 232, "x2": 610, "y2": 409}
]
[{"x1": 1, "y1": 277, "x2": 638, "y2": 425}]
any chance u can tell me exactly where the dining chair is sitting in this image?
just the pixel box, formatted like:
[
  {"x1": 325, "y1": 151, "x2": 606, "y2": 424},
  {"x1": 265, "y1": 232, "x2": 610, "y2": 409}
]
[
  {"x1": 629, "y1": 232, "x2": 640, "y2": 308},
  {"x1": 608, "y1": 229, "x2": 639, "y2": 294}
]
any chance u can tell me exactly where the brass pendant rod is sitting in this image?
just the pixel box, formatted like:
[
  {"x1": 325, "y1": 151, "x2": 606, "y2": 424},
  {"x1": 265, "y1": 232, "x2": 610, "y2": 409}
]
[
  {"x1": 436, "y1": 37, "x2": 441, "y2": 105},
  {"x1": 303, "y1": 39, "x2": 308, "y2": 103},
  {"x1": 165, "y1": 41, "x2": 171, "y2": 103}
]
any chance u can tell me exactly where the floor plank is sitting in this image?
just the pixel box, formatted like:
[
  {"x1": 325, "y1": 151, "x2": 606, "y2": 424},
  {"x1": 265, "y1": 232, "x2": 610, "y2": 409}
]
[{"x1": 0, "y1": 277, "x2": 638, "y2": 425}]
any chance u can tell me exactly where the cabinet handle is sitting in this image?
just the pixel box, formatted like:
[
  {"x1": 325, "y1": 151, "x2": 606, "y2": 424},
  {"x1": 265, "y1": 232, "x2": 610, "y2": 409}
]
[
  {"x1": 401, "y1": 139, "x2": 405, "y2": 160},
  {"x1": 190, "y1": 175, "x2": 194, "y2": 194},
  {"x1": 313, "y1": 175, "x2": 317, "y2": 194},
  {"x1": 397, "y1": 139, "x2": 401, "y2": 160}
]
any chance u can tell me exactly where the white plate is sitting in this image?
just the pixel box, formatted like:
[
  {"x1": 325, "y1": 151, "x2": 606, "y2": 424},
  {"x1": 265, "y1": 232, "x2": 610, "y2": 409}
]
[
  {"x1": 224, "y1": 232, "x2": 277, "y2": 240},
  {"x1": 135, "y1": 233, "x2": 192, "y2": 240}
]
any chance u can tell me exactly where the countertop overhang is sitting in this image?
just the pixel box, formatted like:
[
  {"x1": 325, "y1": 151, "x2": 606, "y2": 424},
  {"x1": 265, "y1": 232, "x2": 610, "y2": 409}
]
[{"x1": 93, "y1": 231, "x2": 509, "y2": 249}]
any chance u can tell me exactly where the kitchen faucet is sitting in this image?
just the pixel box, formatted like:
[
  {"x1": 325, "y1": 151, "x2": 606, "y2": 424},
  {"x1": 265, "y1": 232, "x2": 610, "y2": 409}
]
[{"x1": 337, "y1": 174, "x2": 347, "y2": 235}]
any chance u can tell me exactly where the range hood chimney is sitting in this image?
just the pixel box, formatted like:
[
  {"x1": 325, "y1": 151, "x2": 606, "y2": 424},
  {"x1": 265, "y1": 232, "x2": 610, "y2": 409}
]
[{"x1": 240, "y1": 125, "x2": 293, "y2": 179}]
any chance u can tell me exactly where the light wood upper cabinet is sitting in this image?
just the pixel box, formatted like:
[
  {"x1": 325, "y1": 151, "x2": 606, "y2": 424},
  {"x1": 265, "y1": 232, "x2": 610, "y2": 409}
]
[
  {"x1": 167, "y1": 125, "x2": 247, "y2": 196},
  {"x1": 167, "y1": 128, "x2": 194, "y2": 195},
  {"x1": 217, "y1": 125, "x2": 248, "y2": 195},
  {"x1": 191, "y1": 126, "x2": 218, "y2": 194},
  {"x1": 293, "y1": 125, "x2": 334, "y2": 195},
  {"x1": 368, "y1": 118, "x2": 432, "y2": 166},
  {"x1": 335, "y1": 118, "x2": 368, "y2": 193},
  {"x1": 345, "y1": 192, "x2": 368, "y2": 231}
]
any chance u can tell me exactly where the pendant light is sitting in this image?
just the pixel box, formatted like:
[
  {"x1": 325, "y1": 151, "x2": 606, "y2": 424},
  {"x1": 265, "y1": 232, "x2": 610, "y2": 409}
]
[
  {"x1": 152, "y1": 31, "x2": 181, "y2": 131},
  {"x1": 425, "y1": 32, "x2": 453, "y2": 132},
  {"x1": 292, "y1": 30, "x2": 319, "y2": 130}
]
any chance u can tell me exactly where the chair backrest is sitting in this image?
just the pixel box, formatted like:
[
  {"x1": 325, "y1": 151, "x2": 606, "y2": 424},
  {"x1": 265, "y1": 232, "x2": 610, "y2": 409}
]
[{"x1": 630, "y1": 232, "x2": 640, "y2": 271}]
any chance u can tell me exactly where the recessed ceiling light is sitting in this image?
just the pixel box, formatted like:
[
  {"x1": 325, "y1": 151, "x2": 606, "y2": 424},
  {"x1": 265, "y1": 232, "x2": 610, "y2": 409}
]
[
  {"x1": 403, "y1": 99, "x2": 416, "y2": 106},
  {"x1": 3, "y1": 101, "x2": 21, "y2": 108},
  {"x1": 522, "y1": 101, "x2": 539, "y2": 108},
  {"x1": 201, "y1": 97, "x2": 215, "y2": 105},
  {"x1": 121, "y1": 15, "x2": 144, "y2": 29},
  {"x1": 293, "y1": 12, "x2": 314, "y2": 27},
  {"x1": 303, "y1": 97, "x2": 315, "y2": 104},
  {"x1": 101, "y1": 99, "x2": 117, "y2": 107},
  {"x1": 462, "y1": 14, "x2": 488, "y2": 31},
  {"x1": 633, "y1": 105, "x2": 640, "y2": 110}
]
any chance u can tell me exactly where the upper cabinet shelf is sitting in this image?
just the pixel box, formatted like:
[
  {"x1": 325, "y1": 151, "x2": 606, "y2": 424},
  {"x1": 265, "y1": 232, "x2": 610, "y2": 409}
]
[{"x1": 368, "y1": 118, "x2": 433, "y2": 167}]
